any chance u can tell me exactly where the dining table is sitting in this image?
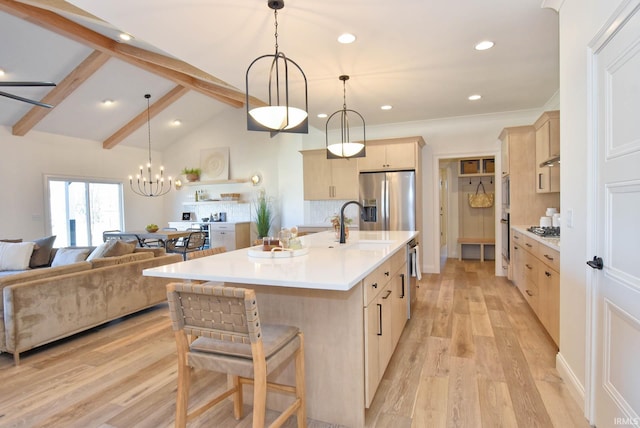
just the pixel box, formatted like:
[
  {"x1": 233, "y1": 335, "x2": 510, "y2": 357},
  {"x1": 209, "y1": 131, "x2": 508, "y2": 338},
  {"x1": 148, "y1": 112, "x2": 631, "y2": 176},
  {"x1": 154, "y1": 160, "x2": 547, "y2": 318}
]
[{"x1": 102, "y1": 230, "x2": 191, "y2": 248}]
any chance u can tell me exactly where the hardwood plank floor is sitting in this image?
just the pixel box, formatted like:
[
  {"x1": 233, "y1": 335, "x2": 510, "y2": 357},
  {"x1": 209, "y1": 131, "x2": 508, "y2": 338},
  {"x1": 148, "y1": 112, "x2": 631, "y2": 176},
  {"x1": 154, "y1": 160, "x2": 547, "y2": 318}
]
[{"x1": 0, "y1": 259, "x2": 589, "y2": 427}]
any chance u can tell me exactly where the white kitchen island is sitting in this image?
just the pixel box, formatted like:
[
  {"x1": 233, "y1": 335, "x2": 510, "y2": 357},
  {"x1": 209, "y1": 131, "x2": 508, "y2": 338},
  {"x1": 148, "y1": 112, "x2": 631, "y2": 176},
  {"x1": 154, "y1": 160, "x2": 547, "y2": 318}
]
[{"x1": 144, "y1": 230, "x2": 418, "y2": 427}]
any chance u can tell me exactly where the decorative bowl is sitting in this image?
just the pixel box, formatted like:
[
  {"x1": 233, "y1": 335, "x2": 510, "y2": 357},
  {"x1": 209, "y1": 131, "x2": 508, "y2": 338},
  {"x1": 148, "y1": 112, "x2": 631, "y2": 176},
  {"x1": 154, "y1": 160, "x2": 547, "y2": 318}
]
[{"x1": 145, "y1": 226, "x2": 159, "y2": 233}]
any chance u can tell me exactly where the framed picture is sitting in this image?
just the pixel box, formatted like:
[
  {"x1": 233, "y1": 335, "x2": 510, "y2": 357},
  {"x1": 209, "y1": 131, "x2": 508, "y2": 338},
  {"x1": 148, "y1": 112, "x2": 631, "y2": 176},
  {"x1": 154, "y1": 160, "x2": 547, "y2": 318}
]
[
  {"x1": 200, "y1": 147, "x2": 229, "y2": 180},
  {"x1": 182, "y1": 212, "x2": 191, "y2": 221}
]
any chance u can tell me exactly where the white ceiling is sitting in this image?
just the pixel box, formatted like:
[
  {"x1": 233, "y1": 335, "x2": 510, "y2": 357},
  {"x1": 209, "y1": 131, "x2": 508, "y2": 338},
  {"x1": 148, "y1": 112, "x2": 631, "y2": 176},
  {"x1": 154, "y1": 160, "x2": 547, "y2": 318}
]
[{"x1": 0, "y1": 0, "x2": 559, "y2": 151}]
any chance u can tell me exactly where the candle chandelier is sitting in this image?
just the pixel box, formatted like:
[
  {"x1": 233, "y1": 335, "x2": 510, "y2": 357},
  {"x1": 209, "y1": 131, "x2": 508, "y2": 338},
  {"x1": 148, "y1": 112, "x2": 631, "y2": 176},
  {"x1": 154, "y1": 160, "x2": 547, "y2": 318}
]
[
  {"x1": 245, "y1": 0, "x2": 308, "y2": 134},
  {"x1": 326, "y1": 75, "x2": 366, "y2": 158},
  {"x1": 129, "y1": 94, "x2": 172, "y2": 197}
]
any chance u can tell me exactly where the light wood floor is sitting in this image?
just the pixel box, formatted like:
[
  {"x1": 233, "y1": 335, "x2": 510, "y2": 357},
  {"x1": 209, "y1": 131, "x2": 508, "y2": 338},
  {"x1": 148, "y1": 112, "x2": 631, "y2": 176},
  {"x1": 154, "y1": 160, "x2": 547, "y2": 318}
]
[{"x1": 0, "y1": 259, "x2": 590, "y2": 427}]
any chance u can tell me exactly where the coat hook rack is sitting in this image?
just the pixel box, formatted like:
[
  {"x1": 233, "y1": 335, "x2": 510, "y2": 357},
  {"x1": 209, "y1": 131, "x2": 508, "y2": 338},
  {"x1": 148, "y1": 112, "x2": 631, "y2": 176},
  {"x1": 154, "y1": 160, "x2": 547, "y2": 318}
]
[{"x1": 490, "y1": 176, "x2": 493, "y2": 184}]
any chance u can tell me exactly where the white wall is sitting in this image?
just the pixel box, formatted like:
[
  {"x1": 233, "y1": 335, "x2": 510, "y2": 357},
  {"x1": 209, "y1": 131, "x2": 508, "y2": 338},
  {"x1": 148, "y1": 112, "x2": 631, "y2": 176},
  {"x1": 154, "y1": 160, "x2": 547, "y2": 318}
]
[
  {"x1": 556, "y1": 0, "x2": 624, "y2": 417},
  {"x1": 0, "y1": 126, "x2": 164, "y2": 241}
]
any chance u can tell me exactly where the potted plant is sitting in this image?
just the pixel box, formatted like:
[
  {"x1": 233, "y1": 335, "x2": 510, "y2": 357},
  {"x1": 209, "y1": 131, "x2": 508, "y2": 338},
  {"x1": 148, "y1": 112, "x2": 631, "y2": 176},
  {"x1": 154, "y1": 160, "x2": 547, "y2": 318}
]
[
  {"x1": 181, "y1": 167, "x2": 201, "y2": 182},
  {"x1": 254, "y1": 189, "x2": 273, "y2": 239}
]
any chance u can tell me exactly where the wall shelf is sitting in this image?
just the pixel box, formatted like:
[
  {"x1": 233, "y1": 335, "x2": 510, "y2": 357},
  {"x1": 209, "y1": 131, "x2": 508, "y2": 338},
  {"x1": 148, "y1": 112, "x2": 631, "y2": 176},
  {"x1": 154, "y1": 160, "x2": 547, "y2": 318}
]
[
  {"x1": 183, "y1": 178, "x2": 248, "y2": 186},
  {"x1": 458, "y1": 157, "x2": 495, "y2": 177}
]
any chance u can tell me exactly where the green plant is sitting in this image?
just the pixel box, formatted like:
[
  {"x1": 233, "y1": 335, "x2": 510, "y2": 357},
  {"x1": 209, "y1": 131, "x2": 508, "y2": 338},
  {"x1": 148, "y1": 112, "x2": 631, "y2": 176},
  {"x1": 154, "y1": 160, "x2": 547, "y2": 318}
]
[
  {"x1": 181, "y1": 167, "x2": 201, "y2": 176},
  {"x1": 254, "y1": 190, "x2": 273, "y2": 239}
]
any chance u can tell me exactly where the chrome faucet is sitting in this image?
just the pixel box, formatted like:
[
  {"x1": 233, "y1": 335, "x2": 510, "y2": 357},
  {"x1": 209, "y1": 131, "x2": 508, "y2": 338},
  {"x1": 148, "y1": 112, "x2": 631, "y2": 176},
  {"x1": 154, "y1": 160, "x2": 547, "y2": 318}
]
[{"x1": 339, "y1": 200, "x2": 364, "y2": 244}]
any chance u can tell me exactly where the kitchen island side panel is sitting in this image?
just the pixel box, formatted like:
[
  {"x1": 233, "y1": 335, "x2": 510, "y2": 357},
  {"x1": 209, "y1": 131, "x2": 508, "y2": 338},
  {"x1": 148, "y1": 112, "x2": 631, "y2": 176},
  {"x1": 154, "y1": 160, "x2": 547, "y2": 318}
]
[{"x1": 226, "y1": 281, "x2": 366, "y2": 427}]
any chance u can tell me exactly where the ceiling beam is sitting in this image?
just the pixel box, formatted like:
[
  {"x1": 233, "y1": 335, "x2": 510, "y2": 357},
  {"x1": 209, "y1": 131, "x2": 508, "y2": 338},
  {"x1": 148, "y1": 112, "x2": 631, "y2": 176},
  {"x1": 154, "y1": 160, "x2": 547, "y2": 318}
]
[
  {"x1": 12, "y1": 50, "x2": 110, "y2": 136},
  {"x1": 0, "y1": 0, "x2": 248, "y2": 108},
  {"x1": 103, "y1": 85, "x2": 189, "y2": 150}
]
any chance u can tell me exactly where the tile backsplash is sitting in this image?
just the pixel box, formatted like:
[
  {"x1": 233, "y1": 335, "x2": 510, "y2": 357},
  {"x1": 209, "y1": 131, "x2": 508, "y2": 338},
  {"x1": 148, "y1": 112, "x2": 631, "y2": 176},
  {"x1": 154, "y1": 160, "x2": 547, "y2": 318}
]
[{"x1": 304, "y1": 200, "x2": 361, "y2": 225}]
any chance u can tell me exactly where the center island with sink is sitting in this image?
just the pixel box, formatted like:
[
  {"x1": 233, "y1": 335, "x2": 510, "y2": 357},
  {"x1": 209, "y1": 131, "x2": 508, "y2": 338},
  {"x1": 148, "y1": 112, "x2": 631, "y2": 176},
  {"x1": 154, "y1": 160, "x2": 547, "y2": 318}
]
[{"x1": 144, "y1": 229, "x2": 418, "y2": 426}]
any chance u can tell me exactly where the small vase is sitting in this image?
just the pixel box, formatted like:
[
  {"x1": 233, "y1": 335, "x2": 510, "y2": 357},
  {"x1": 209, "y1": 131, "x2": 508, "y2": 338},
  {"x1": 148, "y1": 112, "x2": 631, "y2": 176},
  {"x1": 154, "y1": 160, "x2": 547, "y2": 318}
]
[
  {"x1": 334, "y1": 225, "x2": 349, "y2": 240},
  {"x1": 186, "y1": 173, "x2": 200, "y2": 182}
]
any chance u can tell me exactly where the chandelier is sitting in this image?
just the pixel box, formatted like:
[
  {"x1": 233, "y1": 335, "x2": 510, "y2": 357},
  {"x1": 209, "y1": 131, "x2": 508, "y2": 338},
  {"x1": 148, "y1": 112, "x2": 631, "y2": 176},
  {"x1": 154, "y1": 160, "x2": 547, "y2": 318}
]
[
  {"x1": 129, "y1": 94, "x2": 172, "y2": 197},
  {"x1": 326, "y1": 75, "x2": 366, "y2": 158},
  {"x1": 245, "y1": 0, "x2": 308, "y2": 134}
]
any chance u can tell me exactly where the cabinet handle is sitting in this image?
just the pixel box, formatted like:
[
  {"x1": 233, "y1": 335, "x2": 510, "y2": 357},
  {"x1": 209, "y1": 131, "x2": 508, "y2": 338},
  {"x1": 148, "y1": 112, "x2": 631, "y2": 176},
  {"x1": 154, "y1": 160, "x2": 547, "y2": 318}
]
[
  {"x1": 400, "y1": 273, "x2": 405, "y2": 298},
  {"x1": 544, "y1": 254, "x2": 554, "y2": 261},
  {"x1": 538, "y1": 173, "x2": 544, "y2": 190},
  {"x1": 384, "y1": 271, "x2": 390, "y2": 277},
  {"x1": 377, "y1": 303, "x2": 383, "y2": 336},
  {"x1": 525, "y1": 243, "x2": 532, "y2": 248},
  {"x1": 525, "y1": 264, "x2": 533, "y2": 270},
  {"x1": 545, "y1": 271, "x2": 552, "y2": 277},
  {"x1": 513, "y1": 235, "x2": 520, "y2": 240},
  {"x1": 371, "y1": 282, "x2": 378, "y2": 289},
  {"x1": 382, "y1": 290, "x2": 392, "y2": 299},
  {"x1": 514, "y1": 246, "x2": 519, "y2": 250},
  {"x1": 526, "y1": 290, "x2": 533, "y2": 296}
]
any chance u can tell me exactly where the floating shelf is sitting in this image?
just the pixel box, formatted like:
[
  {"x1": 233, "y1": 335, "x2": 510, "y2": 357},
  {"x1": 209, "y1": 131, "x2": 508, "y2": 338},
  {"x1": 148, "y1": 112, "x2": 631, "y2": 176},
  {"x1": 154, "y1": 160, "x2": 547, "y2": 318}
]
[
  {"x1": 182, "y1": 200, "x2": 242, "y2": 205},
  {"x1": 183, "y1": 178, "x2": 248, "y2": 186}
]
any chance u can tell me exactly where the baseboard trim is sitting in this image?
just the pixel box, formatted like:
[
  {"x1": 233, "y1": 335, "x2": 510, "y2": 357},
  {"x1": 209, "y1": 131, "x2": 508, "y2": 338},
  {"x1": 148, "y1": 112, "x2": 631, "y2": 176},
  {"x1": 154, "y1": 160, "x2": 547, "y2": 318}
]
[{"x1": 556, "y1": 351, "x2": 586, "y2": 414}]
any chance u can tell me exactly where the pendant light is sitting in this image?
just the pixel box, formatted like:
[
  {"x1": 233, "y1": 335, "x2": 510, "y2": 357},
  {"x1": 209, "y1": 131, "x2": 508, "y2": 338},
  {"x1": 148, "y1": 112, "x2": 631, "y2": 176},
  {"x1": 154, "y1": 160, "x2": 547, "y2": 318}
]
[
  {"x1": 245, "y1": 0, "x2": 308, "y2": 134},
  {"x1": 326, "y1": 75, "x2": 366, "y2": 158},
  {"x1": 129, "y1": 94, "x2": 172, "y2": 197}
]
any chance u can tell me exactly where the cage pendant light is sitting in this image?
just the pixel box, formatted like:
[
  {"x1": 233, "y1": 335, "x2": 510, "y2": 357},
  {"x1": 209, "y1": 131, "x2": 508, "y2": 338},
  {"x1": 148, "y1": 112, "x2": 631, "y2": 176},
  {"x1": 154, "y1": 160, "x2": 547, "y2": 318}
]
[
  {"x1": 246, "y1": 0, "x2": 308, "y2": 134},
  {"x1": 326, "y1": 75, "x2": 366, "y2": 158},
  {"x1": 129, "y1": 94, "x2": 172, "y2": 197}
]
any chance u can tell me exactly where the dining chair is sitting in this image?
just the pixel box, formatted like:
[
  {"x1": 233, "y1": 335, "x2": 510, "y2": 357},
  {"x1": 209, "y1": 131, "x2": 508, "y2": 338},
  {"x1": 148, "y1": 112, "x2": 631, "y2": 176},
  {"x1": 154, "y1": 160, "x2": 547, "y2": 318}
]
[
  {"x1": 166, "y1": 282, "x2": 306, "y2": 428},
  {"x1": 186, "y1": 246, "x2": 227, "y2": 260},
  {"x1": 102, "y1": 230, "x2": 121, "y2": 242},
  {"x1": 166, "y1": 231, "x2": 206, "y2": 260}
]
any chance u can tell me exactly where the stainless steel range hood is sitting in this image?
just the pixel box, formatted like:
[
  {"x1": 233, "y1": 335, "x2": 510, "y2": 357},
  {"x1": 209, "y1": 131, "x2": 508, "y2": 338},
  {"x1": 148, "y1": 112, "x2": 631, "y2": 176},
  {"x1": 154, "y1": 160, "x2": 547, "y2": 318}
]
[{"x1": 539, "y1": 155, "x2": 560, "y2": 167}]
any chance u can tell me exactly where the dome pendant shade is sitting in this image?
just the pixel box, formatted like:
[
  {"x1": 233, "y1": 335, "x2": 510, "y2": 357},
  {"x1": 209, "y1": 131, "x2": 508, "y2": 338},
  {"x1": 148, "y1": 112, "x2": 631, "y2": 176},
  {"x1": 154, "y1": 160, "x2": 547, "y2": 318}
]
[
  {"x1": 245, "y1": 1, "x2": 308, "y2": 134},
  {"x1": 326, "y1": 75, "x2": 366, "y2": 159}
]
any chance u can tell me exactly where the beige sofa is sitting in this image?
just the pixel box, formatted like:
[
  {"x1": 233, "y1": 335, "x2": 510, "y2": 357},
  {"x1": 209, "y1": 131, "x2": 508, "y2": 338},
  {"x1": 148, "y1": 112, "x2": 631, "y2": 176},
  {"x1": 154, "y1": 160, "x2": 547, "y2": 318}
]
[{"x1": 0, "y1": 248, "x2": 182, "y2": 365}]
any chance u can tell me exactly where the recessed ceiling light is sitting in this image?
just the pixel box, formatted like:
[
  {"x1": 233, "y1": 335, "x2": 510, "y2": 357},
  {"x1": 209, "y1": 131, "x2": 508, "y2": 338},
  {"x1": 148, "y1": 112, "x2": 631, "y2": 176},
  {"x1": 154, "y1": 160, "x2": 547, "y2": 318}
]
[
  {"x1": 468, "y1": 94, "x2": 482, "y2": 101},
  {"x1": 317, "y1": 113, "x2": 328, "y2": 118},
  {"x1": 380, "y1": 105, "x2": 393, "y2": 110},
  {"x1": 337, "y1": 33, "x2": 356, "y2": 44},
  {"x1": 102, "y1": 99, "x2": 114, "y2": 106},
  {"x1": 119, "y1": 33, "x2": 133, "y2": 41},
  {"x1": 0, "y1": 68, "x2": 5, "y2": 77},
  {"x1": 475, "y1": 41, "x2": 494, "y2": 51},
  {"x1": 171, "y1": 119, "x2": 182, "y2": 126}
]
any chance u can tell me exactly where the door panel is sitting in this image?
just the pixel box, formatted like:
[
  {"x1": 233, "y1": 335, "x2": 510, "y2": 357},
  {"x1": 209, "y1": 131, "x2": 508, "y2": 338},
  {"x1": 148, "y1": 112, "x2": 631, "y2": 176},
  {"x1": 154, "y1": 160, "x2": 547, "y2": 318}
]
[{"x1": 592, "y1": 4, "x2": 640, "y2": 425}]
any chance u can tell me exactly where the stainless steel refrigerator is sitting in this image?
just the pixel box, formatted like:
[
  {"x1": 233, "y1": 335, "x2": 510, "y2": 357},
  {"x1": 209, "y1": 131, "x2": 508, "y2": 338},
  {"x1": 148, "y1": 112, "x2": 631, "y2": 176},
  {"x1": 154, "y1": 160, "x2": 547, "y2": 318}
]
[{"x1": 359, "y1": 170, "x2": 416, "y2": 231}]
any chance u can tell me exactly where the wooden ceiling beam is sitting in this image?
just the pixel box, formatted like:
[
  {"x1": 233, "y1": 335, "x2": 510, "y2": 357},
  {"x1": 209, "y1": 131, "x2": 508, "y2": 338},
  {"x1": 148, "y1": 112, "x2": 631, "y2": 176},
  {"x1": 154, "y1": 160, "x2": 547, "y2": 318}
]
[
  {"x1": 12, "y1": 50, "x2": 110, "y2": 136},
  {"x1": 0, "y1": 0, "x2": 246, "y2": 108},
  {"x1": 103, "y1": 85, "x2": 189, "y2": 150}
]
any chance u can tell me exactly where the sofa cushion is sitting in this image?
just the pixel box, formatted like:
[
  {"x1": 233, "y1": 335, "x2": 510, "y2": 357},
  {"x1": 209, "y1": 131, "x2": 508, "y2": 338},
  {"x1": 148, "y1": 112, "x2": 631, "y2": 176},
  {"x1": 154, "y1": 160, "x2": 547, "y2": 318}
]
[
  {"x1": 0, "y1": 242, "x2": 36, "y2": 271},
  {"x1": 90, "y1": 251, "x2": 153, "y2": 269},
  {"x1": 29, "y1": 235, "x2": 57, "y2": 268},
  {"x1": 51, "y1": 247, "x2": 92, "y2": 267},
  {"x1": 103, "y1": 240, "x2": 136, "y2": 257},
  {"x1": 0, "y1": 239, "x2": 22, "y2": 243}
]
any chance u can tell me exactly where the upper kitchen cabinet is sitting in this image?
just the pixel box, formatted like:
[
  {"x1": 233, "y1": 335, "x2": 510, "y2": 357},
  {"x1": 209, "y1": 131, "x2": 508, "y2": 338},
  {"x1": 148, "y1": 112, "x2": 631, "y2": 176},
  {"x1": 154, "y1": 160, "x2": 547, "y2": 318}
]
[
  {"x1": 357, "y1": 137, "x2": 424, "y2": 171},
  {"x1": 500, "y1": 126, "x2": 559, "y2": 226},
  {"x1": 534, "y1": 111, "x2": 560, "y2": 193},
  {"x1": 301, "y1": 149, "x2": 358, "y2": 200}
]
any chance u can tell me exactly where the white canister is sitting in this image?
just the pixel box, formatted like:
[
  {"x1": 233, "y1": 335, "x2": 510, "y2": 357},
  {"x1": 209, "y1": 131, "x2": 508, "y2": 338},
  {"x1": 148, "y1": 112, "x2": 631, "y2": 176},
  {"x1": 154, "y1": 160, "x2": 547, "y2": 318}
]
[
  {"x1": 540, "y1": 216, "x2": 552, "y2": 227},
  {"x1": 552, "y1": 213, "x2": 561, "y2": 227},
  {"x1": 545, "y1": 207, "x2": 558, "y2": 217}
]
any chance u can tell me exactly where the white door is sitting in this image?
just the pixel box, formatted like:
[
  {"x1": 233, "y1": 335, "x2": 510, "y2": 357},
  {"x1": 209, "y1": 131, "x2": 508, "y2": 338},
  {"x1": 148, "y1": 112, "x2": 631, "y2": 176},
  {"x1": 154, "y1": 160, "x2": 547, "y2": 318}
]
[{"x1": 591, "y1": 3, "x2": 640, "y2": 426}]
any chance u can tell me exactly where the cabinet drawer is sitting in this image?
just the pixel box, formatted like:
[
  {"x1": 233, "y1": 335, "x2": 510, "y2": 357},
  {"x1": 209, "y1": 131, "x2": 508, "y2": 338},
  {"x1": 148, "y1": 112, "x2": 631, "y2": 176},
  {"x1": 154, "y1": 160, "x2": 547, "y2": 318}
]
[
  {"x1": 523, "y1": 252, "x2": 539, "y2": 285},
  {"x1": 539, "y1": 246, "x2": 560, "y2": 271},
  {"x1": 522, "y1": 235, "x2": 539, "y2": 258},
  {"x1": 363, "y1": 260, "x2": 391, "y2": 306},
  {"x1": 210, "y1": 223, "x2": 234, "y2": 231}
]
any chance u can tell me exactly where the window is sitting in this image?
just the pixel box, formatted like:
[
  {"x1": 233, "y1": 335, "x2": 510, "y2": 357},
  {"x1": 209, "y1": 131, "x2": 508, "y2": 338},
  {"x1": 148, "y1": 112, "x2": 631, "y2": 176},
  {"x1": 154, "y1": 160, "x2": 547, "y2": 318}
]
[{"x1": 47, "y1": 177, "x2": 124, "y2": 247}]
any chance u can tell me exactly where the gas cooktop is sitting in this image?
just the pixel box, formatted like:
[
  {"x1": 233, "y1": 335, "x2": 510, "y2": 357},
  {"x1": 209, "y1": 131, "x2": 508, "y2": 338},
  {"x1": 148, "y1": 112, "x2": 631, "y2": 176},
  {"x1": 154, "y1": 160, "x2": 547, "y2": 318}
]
[{"x1": 527, "y1": 226, "x2": 560, "y2": 237}]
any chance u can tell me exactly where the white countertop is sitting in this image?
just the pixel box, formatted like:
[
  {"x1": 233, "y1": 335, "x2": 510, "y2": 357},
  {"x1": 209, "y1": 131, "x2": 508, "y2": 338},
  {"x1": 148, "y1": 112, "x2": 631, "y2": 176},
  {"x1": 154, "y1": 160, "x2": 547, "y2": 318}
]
[
  {"x1": 144, "y1": 230, "x2": 418, "y2": 291},
  {"x1": 512, "y1": 225, "x2": 560, "y2": 251}
]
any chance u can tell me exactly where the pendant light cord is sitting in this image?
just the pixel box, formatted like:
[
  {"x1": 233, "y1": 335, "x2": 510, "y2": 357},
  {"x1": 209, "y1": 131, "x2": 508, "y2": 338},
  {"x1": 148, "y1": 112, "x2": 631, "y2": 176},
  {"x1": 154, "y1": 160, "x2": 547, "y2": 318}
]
[
  {"x1": 146, "y1": 94, "x2": 152, "y2": 167},
  {"x1": 273, "y1": 9, "x2": 279, "y2": 54}
]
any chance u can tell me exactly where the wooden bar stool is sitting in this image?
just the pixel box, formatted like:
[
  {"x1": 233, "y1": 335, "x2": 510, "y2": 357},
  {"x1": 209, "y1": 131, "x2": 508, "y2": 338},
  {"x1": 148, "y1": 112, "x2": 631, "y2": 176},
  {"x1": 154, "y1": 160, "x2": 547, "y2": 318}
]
[{"x1": 166, "y1": 282, "x2": 306, "y2": 428}]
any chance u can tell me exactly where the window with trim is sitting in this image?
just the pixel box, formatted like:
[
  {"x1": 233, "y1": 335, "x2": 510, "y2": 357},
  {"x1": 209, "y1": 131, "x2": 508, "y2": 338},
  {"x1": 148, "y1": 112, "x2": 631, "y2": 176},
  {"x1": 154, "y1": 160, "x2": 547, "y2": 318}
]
[{"x1": 47, "y1": 177, "x2": 124, "y2": 247}]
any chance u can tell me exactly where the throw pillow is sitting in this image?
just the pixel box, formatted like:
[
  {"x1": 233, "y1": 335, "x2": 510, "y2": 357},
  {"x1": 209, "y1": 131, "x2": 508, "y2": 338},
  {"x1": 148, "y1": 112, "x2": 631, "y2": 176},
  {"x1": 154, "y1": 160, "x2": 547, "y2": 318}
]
[
  {"x1": 29, "y1": 235, "x2": 57, "y2": 268},
  {"x1": 0, "y1": 241, "x2": 36, "y2": 271},
  {"x1": 102, "y1": 239, "x2": 136, "y2": 257},
  {"x1": 86, "y1": 239, "x2": 117, "y2": 261},
  {"x1": 51, "y1": 247, "x2": 92, "y2": 267}
]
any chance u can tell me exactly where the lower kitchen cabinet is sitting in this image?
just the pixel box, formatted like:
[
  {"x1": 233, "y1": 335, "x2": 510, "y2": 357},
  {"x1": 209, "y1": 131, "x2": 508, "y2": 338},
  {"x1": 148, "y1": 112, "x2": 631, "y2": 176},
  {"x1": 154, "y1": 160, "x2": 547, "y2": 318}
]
[
  {"x1": 363, "y1": 248, "x2": 408, "y2": 407},
  {"x1": 510, "y1": 227, "x2": 560, "y2": 346}
]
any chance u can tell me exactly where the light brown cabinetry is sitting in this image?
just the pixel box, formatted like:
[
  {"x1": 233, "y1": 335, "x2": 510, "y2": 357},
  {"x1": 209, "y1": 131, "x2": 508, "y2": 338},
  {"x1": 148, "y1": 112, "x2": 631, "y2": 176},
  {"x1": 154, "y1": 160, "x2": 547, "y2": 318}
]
[
  {"x1": 534, "y1": 110, "x2": 560, "y2": 193},
  {"x1": 357, "y1": 141, "x2": 415, "y2": 171},
  {"x1": 363, "y1": 248, "x2": 408, "y2": 407},
  {"x1": 301, "y1": 149, "x2": 358, "y2": 200},
  {"x1": 500, "y1": 126, "x2": 560, "y2": 227},
  {"x1": 510, "y1": 228, "x2": 559, "y2": 346}
]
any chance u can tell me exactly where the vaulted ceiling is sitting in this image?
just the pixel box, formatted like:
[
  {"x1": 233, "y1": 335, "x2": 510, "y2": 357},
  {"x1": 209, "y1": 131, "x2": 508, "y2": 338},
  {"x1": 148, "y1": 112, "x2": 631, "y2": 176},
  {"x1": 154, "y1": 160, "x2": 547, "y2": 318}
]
[{"x1": 0, "y1": 0, "x2": 559, "y2": 151}]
